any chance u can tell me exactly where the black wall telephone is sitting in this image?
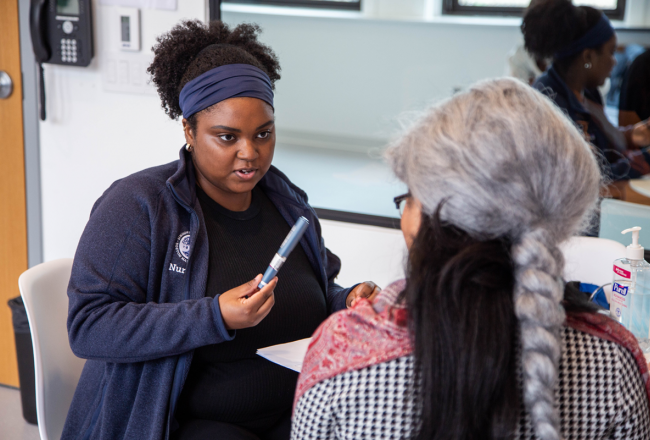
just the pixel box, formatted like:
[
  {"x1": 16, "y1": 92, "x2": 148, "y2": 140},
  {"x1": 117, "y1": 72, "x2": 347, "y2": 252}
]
[{"x1": 30, "y1": 0, "x2": 94, "y2": 120}]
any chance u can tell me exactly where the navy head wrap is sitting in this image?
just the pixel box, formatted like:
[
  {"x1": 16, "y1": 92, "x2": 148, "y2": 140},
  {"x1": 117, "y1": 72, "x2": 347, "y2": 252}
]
[
  {"x1": 555, "y1": 14, "x2": 615, "y2": 60},
  {"x1": 179, "y1": 63, "x2": 274, "y2": 119}
]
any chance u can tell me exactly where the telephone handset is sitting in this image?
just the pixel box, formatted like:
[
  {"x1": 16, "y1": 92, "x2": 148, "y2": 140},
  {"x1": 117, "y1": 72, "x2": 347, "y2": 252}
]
[{"x1": 29, "y1": 0, "x2": 94, "y2": 120}]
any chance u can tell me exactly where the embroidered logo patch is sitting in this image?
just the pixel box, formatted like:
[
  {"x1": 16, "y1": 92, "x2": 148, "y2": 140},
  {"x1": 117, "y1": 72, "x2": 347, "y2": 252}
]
[{"x1": 175, "y1": 232, "x2": 191, "y2": 262}]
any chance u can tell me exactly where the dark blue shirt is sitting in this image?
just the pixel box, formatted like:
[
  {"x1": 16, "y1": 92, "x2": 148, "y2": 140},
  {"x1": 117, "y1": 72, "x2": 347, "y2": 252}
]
[{"x1": 175, "y1": 185, "x2": 327, "y2": 434}]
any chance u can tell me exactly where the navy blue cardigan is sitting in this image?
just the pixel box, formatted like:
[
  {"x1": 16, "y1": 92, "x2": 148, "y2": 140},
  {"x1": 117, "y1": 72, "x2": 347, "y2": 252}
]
[{"x1": 63, "y1": 148, "x2": 352, "y2": 440}]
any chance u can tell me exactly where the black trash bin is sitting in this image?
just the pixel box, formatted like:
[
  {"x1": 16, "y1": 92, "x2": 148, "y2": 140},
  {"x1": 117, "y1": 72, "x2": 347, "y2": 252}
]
[{"x1": 8, "y1": 296, "x2": 37, "y2": 425}]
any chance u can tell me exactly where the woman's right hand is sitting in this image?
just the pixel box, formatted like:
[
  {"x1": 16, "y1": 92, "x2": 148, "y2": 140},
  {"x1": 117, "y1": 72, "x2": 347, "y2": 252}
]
[
  {"x1": 631, "y1": 119, "x2": 650, "y2": 147},
  {"x1": 218, "y1": 274, "x2": 277, "y2": 330}
]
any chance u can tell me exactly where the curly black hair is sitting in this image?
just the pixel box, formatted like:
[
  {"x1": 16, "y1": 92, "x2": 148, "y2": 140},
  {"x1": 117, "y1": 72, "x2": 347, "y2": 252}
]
[
  {"x1": 522, "y1": 0, "x2": 603, "y2": 71},
  {"x1": 147, "y1": 20, "x2": 281, "y2": 132}
]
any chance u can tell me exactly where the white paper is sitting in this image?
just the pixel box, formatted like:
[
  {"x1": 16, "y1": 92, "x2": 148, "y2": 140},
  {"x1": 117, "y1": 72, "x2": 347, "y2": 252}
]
[
  {"x1": 99, "y1": 0, "x2": 177, "y2": 11},
  {"x1": 256, "y1": 338, "x2": 312, "y2": 373}
]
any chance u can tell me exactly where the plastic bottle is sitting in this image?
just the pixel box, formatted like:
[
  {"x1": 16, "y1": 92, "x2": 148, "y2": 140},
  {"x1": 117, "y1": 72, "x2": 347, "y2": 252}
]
[{"x1": 611, "y1": 227, "x2": 650, "y2": 354}]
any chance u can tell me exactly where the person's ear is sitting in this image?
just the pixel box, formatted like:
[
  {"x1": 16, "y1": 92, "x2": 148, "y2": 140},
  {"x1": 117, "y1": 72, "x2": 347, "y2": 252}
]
[
  {"x1": 582, "y1": 48, "x2": 595, "y2": 69},
  {"x1": 182, "y1": 118, "x2": 195, "y2": 147}
]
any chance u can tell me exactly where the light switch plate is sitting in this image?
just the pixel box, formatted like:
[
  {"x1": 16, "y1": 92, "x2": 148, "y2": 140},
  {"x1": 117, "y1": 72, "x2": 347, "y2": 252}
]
[
  {"x1": 117, "y1": 7, "x2": 140, "y2": 52},
  {"x1": 102, "y1": 53, "x2": 155, "y2": 95}
]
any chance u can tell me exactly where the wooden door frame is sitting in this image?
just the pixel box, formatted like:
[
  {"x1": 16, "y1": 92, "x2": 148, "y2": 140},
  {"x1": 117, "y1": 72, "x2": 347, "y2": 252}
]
[
  {"x1": 0, "y1": 0, "x2": 27, "y2": 388},
  {"x1": 0, "y1": 0, "x2": 43, "y2": 388},
  {"x1": 18, "y1": 0, "x2": 43, "y2": 268}
]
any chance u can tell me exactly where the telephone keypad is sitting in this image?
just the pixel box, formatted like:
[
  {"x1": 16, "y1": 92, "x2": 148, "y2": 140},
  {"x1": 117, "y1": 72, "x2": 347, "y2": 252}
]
[{"x1": 60, "y1": 39, "x2": 78, "y2": 64}]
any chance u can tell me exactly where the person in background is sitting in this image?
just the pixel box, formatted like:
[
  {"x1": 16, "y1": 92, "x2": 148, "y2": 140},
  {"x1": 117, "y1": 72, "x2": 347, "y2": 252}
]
[
  {"x1": 620, "y1": 49, "x2": 650, "y2": 127},
  {"x1": 522, "y1": 0, "x2": 650, "y2": 181},
  {"x1": 291, "y1": 78, "x2": 650, "y2": 440},
  {"x1": 605, "y1": 44, "x2": 645, "y2": 108},
  {"x1": 63, "y1": 20, "x2": 379, "y2": 440},
  {"x1": 507, "y1": 44, "x2": 548, "y2": 85}
]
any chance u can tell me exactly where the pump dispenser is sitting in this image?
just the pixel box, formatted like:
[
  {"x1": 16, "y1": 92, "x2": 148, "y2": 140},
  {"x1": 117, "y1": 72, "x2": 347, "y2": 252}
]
[
  {"x1": 622, "y1": 227, "x2": 644, "y2": 260},
  {"x1": 611, "y1": 227, "x2": 650, "y2": 357}
]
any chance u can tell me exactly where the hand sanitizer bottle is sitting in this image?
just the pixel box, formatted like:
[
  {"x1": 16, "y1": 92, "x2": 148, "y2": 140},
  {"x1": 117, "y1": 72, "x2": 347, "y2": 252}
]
[{"x1": 611, "y1": 227, "x2": 650, "y2": 354}]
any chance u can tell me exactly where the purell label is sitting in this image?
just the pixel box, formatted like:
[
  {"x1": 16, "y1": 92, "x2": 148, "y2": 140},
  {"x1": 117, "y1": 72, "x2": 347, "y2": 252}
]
[
  {"x1": 610, "y1": 282, "x2": 631, "y2": 324},
  {"x1": 612, "y1": 282, "x2": 629, "y2": 297},
  {"x1": 614, "y1": 265, "x2": 631, "y2": 279}
]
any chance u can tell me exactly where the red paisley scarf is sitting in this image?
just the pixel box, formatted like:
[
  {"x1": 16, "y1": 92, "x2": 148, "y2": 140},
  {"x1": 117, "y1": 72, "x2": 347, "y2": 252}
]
[{"x1": 294, "y1": 279, "x2": 650, "y2": 409}]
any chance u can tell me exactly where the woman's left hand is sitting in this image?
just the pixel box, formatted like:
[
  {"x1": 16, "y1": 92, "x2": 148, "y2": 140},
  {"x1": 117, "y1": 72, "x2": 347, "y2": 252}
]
[
  {"x1": 346, "y1": 281, "x2": 381, "y2": 308},
  {"x1": 631, "y1": 119, "x2": 650, "y2": 147}
]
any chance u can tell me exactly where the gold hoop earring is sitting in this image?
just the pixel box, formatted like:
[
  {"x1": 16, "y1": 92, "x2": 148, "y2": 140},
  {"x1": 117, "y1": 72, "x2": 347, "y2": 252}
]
[{"x1": 186, "y1": 143, "x2": 193, "y2": 152}]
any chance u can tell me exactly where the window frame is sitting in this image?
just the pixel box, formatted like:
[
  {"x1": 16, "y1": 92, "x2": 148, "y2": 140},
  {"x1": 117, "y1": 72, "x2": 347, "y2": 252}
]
[
  {"x1": 442, "y1": 0, "x2": 626, "y2": 20},
  {"x1": 221, "y1": 0, "x2": 361, "y2": 10}
]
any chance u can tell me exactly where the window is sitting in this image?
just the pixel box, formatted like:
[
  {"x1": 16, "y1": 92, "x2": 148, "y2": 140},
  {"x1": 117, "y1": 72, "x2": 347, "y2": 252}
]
[
  {"x1": 222, "y1": 0, "x2": 361, "y2": 10},
  {"x1": 443, "y1": 0, "x2": 625, "y2": 19}
]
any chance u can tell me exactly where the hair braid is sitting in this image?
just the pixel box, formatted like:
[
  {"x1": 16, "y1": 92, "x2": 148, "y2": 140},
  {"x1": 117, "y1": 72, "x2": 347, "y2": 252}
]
[
  {"x1": 386, "y1": 78, "x2": 602, "y2": 439},
  {"x1": 512, "y1": 229, "x2": 565, "y2": 440}
]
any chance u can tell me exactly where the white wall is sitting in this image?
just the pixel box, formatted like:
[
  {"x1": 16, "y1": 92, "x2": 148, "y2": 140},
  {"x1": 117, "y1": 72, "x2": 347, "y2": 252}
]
[
  {"x1": 38, "y1": 1, "x2": 650, "y2": 262},
  {"x1": 227, "y1": 12, "x2": 519, "y2": 139},
  {"x1": 223, "y1": 5, "x2": 650, "y2": 140},
  {"x1": 40, "y1": 0, "x2": 204, "y2": 261}
]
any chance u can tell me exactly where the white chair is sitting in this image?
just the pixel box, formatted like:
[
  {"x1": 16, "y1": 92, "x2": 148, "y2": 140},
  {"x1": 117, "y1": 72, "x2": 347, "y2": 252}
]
[
  {"x1": 18, "y1": 258, "x2": 86, "y2": 440},
  {"x1": 319, "y1": 219, "x2": 406, "y2": 288},
  {"x1": 560, "y1": 236, "x2": 626, "y2": 303},
  {"x1": 321, "y1": 220, "x2": 624, "y2": 294}
]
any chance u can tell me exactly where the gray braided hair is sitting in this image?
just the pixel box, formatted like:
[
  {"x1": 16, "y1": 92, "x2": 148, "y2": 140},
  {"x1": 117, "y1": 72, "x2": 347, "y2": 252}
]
[{"x1": 386, "y1": 78, "x2": 601, "y2": 440}]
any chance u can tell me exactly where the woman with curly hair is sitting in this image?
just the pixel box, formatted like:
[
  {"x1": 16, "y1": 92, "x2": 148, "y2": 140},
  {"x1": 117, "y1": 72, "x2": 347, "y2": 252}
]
[
  {"x1": 522, "y1": 0, "x2": 650, "y2": 180},
  {"x1": 63, "y1": 20, "x2": 378, "y2": 440},
  {"x1": 291, "y1": 78, "x2": 650, "y2": 440}
]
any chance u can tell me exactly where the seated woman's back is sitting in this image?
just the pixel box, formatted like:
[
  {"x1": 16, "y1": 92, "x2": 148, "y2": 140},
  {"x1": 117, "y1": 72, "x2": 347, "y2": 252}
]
[
  {"x1": 293, "y1": 285, "x2": 650, "y2": 439},
  {"x1": 291, "y1": 78, "x2": 650, "y2": 440}
]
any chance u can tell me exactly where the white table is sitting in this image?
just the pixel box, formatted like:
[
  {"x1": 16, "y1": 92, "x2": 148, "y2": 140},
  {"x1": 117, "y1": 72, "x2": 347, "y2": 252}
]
[{"x1": 628, "y1": 179, "x2": 650, "y2": 198}]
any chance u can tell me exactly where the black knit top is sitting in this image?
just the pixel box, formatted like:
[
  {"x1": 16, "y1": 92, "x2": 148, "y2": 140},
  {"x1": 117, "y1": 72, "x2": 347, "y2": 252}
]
[{"x1": 176, "y1": 185, "x2": 328, "y2": 434}]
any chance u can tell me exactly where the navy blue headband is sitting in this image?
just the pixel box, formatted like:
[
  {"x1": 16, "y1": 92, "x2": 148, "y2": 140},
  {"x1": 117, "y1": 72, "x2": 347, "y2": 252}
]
[
  {"x1": 555, "y1": 15, "x2": 615, "y2": 60},
  {"x1": 179, "y1": 64, "x2": 274, "y2": 119}
]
